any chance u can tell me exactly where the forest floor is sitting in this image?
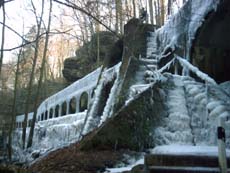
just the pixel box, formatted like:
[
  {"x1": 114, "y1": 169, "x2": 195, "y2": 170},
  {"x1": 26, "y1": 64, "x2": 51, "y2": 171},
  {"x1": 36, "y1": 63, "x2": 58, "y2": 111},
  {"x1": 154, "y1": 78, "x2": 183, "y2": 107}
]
[{"x1": 28, "y1": 142, "x2": 128, "y2": 173}]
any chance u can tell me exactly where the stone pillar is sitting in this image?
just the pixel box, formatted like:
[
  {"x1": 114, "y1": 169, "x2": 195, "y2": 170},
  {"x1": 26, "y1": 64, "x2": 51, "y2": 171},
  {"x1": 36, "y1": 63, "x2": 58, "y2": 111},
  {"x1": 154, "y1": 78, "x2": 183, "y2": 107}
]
[
  {"x1": 59, "y1": 104, "x2": 62, "y2": 117},
  {"x1": 47, "y1": 109, "x2": 50, "y2": 120},
  {"x1": 52, "y1": 107, "x2": 55, "y2": 118},
  {"x1": 66, "y1": 100, "x2": 70, "y2": 115},
  {"x1": 76, "y1": 97, "x2": 80, "y2": 113}
]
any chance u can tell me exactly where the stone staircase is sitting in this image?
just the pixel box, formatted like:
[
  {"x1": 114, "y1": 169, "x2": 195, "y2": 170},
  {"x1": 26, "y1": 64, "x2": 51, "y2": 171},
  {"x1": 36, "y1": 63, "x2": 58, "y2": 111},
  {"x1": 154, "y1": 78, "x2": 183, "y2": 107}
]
[
  {"x1": 129, "y1": 32, "x2": 159, "y2": 96},
  {"x1": 145, "y1": 153, "x2": 230, "y2": 173}
]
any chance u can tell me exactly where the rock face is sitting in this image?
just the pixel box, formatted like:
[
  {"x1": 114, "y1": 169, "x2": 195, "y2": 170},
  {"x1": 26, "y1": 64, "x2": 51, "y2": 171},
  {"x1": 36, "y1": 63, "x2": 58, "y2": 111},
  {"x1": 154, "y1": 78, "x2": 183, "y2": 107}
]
[{"x1": 62, "y1": 31, "x2": 121, "y2": 82}]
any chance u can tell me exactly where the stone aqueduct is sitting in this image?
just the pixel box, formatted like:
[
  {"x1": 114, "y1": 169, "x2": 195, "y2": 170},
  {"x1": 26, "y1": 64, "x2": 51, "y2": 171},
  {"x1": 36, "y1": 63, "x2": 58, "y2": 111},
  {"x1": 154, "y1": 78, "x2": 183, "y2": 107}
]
[{"x1": 15, "y1": 67, "x2": 102, "y2": 128}]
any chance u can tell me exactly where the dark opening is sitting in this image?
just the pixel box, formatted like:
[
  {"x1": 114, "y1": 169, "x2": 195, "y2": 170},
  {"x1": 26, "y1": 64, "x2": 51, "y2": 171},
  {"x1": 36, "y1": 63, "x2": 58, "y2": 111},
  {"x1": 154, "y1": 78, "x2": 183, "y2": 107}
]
[
  {"x1": 61, "y1": 102, "x2": 67, "y2": 116},
  {"x1": 79, "y1": 92, "x2": 88, "y2": 112},
  {"x1": 55, "y1": 105, "x2": 59, "y2": 117},
  {"x1": 70, "y1": 97, "x2": 76, "y2": 114},
  {"x1": 49, "y1": 109, "x2": 53, "y2": 119},
  {"x1": 191, "y1": 0, "x2": 230, "y2": 83},
  {"x1": 41, "y1": 113, "x2": 44, "y2": 121},
  {"x1": 45, "y1": 111, "x2": 48, "y2": 120},
  {"x1": 97, "y1": 78, "x2": 115, "y2": 116}
]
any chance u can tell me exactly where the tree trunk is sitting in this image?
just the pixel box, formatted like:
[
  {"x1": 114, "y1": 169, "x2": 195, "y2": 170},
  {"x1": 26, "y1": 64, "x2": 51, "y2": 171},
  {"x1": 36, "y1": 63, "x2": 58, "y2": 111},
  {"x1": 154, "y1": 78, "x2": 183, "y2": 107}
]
[
  {"x1": 27, "y1": 0, "x2": 52, "y2": 148},
  {"x1": 149, "y1": 0, "x2": 154, "y2": 24},
  {"x1": 132, "y1": 0, "x2": 136, "y2": 18},
  {"x1": 8, "y1": 44, "x2": 22, "y2": 161},
  {"x1": 154, "y1": 0, "x2": 159, "y2": 26},
  {"x1": 0, "y1": 2, "x2": 5, "y2": 77},
  {"x1": 96, "y1": 0, "x2": 100, "y2": 66},
  {"x1": 167, "y1": 0, "x2": 171, "y2": 16},
  {"x1": 22, "y1": 0, "x2": 45, "y2": 149},
  {"x1": 115, "y1": 0, "x2": 122, "y2": 34},
  {"x1": 160, "y1": 0, "x2": 165, "y2": 25}
]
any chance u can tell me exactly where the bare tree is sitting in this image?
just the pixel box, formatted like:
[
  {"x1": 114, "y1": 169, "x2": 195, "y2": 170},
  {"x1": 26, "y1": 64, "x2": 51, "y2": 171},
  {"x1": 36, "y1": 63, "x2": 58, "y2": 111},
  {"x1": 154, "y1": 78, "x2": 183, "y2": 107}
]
[
  {"x1": 22, "y1": 0, "x2": 45, "y2": 149},
  {"x1": 0, "y1": 1, "x2": 5, "y2": 77},
  {"x1": 132, "y1": 0, "x2": 136, "y2": 18},
  {"x1": 149, "y1": 0, "x2": 154, "y2": 24},
  {"x1": 8, "y1": 44, "x2": 23, "y2": 161},
  {"x1": 160, "y1": 0, "x2": 165, "y2": 25},
  {"x1": 27, "y1": 0, "x2": 52, "y2": 148}
]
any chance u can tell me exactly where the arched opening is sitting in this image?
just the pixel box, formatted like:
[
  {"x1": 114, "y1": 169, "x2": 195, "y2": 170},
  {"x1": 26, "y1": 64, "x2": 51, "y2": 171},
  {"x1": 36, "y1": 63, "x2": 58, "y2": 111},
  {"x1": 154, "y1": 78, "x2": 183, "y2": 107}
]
[
  {"x1": 41, "y1": 113, "x2": 44, "y2": 121},
  {"x1": 38, "y1": 115, "x2": 41, "y2": 121},
  {"x1": 79, "y1": 92, "x2": 88, "y2": 112},
  {"x1": 61, "y1": 102, "x2": 67, "y2": 116},
  {"x1": 55, "y1": 105, "x2": 59, "y2": 117},
  {"x1": 191, "y1": 0, "x2": 230, "y2": 83},
  {"x1": 49, "y1": 108, "x2": 53, "y2": 119},
  {"x1": 45, "y1": 111, "x2": 48, "y2": 120},
  {"x1": 69, "y1": 97, "x2": 76, "y2": 114}
]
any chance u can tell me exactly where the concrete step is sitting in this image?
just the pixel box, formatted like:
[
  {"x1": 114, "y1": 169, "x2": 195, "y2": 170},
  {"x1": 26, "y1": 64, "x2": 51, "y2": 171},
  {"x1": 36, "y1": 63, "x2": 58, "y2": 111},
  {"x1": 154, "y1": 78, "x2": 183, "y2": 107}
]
[
  {"x1": 145, "y1": 154, "x2": 230, "y2": 168},
  {"x1": 148, "y1": 166, "x2": 223, "y2": 173}
]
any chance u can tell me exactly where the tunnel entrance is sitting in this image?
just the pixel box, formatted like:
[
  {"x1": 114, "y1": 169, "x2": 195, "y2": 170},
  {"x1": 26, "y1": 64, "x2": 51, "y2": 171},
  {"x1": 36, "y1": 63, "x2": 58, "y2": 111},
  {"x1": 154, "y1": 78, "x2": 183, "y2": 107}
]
[{"x1": 191, "y1": 0, "x2": 230, "y2": 83}]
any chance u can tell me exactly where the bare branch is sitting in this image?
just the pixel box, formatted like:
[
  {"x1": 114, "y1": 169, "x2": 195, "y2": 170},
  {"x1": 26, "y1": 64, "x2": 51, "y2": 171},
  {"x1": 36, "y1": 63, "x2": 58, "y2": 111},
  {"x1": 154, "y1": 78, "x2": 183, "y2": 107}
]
[
  {"x1": 53, "y1": 0, "x2": 121, "y2": 38},
  {"x1": 0, "y1": 21, "x2": 28, "y2": 43},
  {"x1": 0, "y1": 29, "x2": 74, "y2": 51}
]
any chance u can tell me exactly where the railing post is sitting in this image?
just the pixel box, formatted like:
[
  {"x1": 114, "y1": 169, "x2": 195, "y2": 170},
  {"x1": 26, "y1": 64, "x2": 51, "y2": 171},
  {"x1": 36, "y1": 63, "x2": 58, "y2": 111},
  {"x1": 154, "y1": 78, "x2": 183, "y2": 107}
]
[{"x1": 217, "y1": 117, "x2": 227, "y2": 173}]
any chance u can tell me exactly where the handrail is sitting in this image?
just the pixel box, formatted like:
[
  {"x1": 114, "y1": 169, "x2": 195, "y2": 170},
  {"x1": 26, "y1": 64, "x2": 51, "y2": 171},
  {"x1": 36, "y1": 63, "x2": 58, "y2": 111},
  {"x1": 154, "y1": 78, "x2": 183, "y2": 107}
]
[
  {"x1": 158, "y1": 54, "x2": 228, "y2": 172},
  {"x1": 157, "y1": 54, "x2": 217, "y2": 85},
  {"x1": 175, "y1": 56, "x2": 217, "y2": 85}
]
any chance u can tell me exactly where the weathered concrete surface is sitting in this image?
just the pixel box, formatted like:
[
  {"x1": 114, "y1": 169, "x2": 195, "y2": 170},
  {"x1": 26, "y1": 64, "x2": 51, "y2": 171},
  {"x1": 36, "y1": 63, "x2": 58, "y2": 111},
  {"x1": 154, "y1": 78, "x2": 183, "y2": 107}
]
[{"x1": 79, "y1": 81, "x2": 167, "y2": 151}]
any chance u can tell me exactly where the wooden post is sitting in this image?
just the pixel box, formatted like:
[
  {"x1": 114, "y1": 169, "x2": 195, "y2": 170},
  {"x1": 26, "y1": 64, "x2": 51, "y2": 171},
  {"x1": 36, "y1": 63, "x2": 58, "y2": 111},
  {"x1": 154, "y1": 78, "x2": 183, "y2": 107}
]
[{"x1": 217, "y1": 117, "x2": 227, "y2": 173}]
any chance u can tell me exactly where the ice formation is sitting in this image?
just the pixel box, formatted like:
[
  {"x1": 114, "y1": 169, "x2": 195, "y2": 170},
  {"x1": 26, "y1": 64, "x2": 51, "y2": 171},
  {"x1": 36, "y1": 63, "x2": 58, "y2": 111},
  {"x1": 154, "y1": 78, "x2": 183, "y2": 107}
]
[{"x1": 13, "y1": 0, "x2": 230, "y2": 167}]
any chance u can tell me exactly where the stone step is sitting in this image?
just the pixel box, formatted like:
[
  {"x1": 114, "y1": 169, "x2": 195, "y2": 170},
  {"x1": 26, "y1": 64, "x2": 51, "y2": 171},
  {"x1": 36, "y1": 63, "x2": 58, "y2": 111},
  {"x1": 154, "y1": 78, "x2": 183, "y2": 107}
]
[
  {"x1": 148, "y1": 166, "x2": 223, "y2": 173},
  {"x1": 147, "y1": 42, "x2": 157, "y2": 47},
  {"x1": 147, "y1": 55, "x2": 158, "y2": 59},
  {"x1": 146, "y1": 64, "x2": 157, "y2": 71},
  {"x1": 145, "y1": 154, "x2": 230, "y2": 168},
  {"x1": 139, "y1": 58, "x2": 157, "y2": 65}
]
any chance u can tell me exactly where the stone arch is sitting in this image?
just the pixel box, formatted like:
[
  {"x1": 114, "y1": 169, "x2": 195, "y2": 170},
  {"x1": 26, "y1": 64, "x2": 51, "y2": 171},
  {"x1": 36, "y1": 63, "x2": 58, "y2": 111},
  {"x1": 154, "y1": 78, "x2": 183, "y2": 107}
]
[
  {"x1": 49, "y1": 108, "x2": 53, "y2": 119},
  {"x1": 79, "y1": 92, "x2": 88, "y2": 112},
  {"x1": 55, "y1": 105, "x2": 59, "y2": 117},
  {"x1": 45, "y1": 110, "x2": 48, "y2": 120},
  {"x1": 69, "y1": 97, "x2": 77, "y2": 114},
  {"x1": 61, "y1": 101, "x2": 67, "y2": 116}
]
